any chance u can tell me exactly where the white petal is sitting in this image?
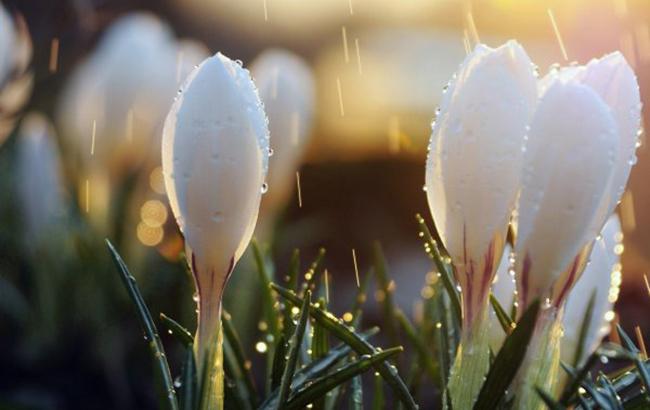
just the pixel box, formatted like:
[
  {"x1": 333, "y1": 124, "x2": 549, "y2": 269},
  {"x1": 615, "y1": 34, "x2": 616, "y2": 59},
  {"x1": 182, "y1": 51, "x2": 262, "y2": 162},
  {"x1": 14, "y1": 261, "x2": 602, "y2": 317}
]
[
  {"x1": 515, "y1": 81, "x2": 619, "y2": 301},
  {"x1": 162, "y1": 53, "x2": 269, "y2": 276},
  {"x1": 426, "y1": 40, "x2": 537, "y2": 281},
  {"x1": 561, "y1": 214, "x2": 621, "y2": 366}
]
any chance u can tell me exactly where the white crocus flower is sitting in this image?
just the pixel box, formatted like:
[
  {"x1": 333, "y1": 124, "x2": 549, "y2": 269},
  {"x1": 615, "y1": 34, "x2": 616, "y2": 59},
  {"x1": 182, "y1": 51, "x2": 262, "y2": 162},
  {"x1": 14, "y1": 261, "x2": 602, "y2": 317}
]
[
  {"x1": 514, "y1": 80, "x2": 619, "y2": 308},
  {"x1": 162, "y1": 52, "x2": 269, "y2": 400},
  {"x1": 0, "y1": 6, "x2": 32, "y2": 144},
  {"x1": 251, "y1": 49, "x2": 315, "y2": 233},
  {"x1": 58, "y1": 12, "x2": 177, "y2": 173},
  {"x1": 515, "y1": 52, "x2": 639, "y2": 309},
  {"x1": 561, "y1": 214, "x2": 622, "y2": 367},
  {"x1": 425, "y1": 40, "x2": 537, "y2": 409},
  {"x1": 16, "y1": 113, "x2": 66, "y2": 246}
]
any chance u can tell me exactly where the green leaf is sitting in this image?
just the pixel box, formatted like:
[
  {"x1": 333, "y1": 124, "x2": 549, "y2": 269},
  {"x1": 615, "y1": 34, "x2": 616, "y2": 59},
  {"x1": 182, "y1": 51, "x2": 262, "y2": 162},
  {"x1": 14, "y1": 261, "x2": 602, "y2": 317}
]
[
  {"x1": 221, "y1": 310, "x2": 258, "y2": 405},
  {"x1": 283, "y1": 249, "x2": 301, "y2": 340},
  {"x1": 372, "y1": 242, "x2": 400, "y2": 346},
  {"x1": 286, "y1": 348, "x2": 403, "y2": 410},
  {"x1": 105, "y1": 239, "x2": 178, "y2": 410},
  {"x1": 559, "y1": 354, "x2": 599, "y2": 404},
  {"x1": 535, "y1": 387, "x2": 566, "y2": 410},
  {"x1": 223, "y1": 338, "x2": 253, "y2": 410},
  {"x1": 160, "y1": 313, "x2": 193, "y2": 347},
  {"x1": 372, "y1": 371, "x2": 385, "y2": 410},
  {"x1": 572, "y1": 290, "x2": 597, "y2": 367},
  {"x1": 489, "y1": 293, "x2": 515, "y2": 336},
  {"x1": 349, "y1": 374, "x2": 363, "y2": 410},
  {"x1": 415, "y1": 214, "x2": 461, "y2": 325},
  {"x1": 270, "y1": 334, "x2": 287, "y2": 391},
  {"x1": 473, "y1": 299, "x2": 541, "y2": 410},
  {"x1": 395, "y1": 309, "x2": 437, "y2": 381},
  {"x1": 179, "y1": 347, "x2": 197, "y2": 410},
  {"x1": 260, "y1": 331, "x2": 376, "y2": 410},
  {"x1": 598, "y1": 371, "x2": 623, "y2": 410},
  {"x1": 271, "y1": 284, "x2": 417, "y2": 410},
  {"x1": 276, "y1": 290, "x2": 311, "y2": 409},
  {"x1": 251, "y1": 239, "x2": 280, "y2": 338}
]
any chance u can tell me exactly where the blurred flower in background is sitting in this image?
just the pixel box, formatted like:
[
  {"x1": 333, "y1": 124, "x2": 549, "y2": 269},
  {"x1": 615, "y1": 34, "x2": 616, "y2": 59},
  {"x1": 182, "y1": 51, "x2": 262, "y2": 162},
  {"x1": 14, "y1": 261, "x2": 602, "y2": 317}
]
[
  {"x1": 0, "y1": 4, "x2": 32, "y2": 144},
  {"x1": 252, "y1": 49, "x2": 315, "y2": 239}
]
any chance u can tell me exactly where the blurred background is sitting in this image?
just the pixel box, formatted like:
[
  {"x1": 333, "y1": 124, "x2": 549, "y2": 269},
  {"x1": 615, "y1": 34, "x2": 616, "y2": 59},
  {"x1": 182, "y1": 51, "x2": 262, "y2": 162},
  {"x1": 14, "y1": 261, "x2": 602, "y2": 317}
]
[{"x1": 0, "y1": 0, "x2": 649, "y2": 408}]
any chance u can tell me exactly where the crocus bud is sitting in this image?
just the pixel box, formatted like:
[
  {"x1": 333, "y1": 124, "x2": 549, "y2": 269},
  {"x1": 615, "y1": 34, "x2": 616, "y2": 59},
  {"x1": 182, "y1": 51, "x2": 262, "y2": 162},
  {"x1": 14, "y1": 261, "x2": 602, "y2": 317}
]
[
  {"x1": 0, "y1": 6, "x2": 32, "y2": 144},
  {"x1": 426, "y1": 40, "x2": 537, "y2": 327},
  {"x1": 426, "y1": 40, "x2": 537, "y2": 410},
  {"x1": 162, "y1": 53, "x2": 269, "y2": 368},
  {"x1": 251, "y1": 49, "x2": 315, "y2": 226},
  {"x1": 514, "y1": 79, "x2": 620, "y2": 308},
  {"x1": 16, "y1": 113, "x2": 66, "y2": 246},
  {"x1": 57, "y1": 12, "x2": 177, "y2": 174},
  {"x1": 561, "y1": 214, "x2": 622, "y2": 367}
]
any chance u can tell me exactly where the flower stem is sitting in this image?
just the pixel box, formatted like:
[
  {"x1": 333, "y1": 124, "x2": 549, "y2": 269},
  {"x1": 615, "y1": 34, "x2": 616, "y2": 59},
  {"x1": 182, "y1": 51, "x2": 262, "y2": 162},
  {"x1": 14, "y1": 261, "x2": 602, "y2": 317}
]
[
  {"x1": 512, "y1": 305, "x2": 563, "y2": 409},
  {"x1": 448, "y1": 303, "x2": 491, "y2": 410},
  {"x1": 195, "y1": 296, "x2": 224, "y2": 410}
]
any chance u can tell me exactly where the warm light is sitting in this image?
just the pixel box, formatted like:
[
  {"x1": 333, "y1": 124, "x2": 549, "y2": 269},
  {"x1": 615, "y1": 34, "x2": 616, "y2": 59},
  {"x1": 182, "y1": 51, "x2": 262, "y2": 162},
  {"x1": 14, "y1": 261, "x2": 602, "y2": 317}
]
[
  {"x1": 149, "y1": 166, "x2": 166, "y2": 194},
  {"x1": 140, "y1": 199, "x2": 168, "y2": 227},
  {"x1": 137, "y1": 221, "x2": 164, "y2": 246}
]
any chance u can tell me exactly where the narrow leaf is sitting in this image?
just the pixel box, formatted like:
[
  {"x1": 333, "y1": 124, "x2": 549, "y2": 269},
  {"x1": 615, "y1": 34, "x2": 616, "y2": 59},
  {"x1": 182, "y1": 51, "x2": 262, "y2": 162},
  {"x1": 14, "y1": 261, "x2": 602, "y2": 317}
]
[
  {"x1": 222, "y1": 310, "x2": 258, "y2": 405},
  {"x1": 160, "y1": 312, "x2": 193, "y2": 347},
  {"x1": 489, "y1": 293, "x2": 515, "y2": 335},
  {"x1": 286, "y1": 348, "x2": 403, "y2": 410},
  {"x1": 395, "y1": 309, "x2": 438, "y2": 381},
  {"x1": 276, "y1": 290, "x2": 311, "y2": 409},
  {"x1": 535, "y1": 387, "x2": 566, "y2": 410},
  {"x1": 106, "y1": 239, "x2": 178, "y2": 410},
  {"x1": 473, "y1": 299, "x2": 541, "y2": 410},
  {"x1": 271, "y1": 284, "x2": 417, "y2": 410}
]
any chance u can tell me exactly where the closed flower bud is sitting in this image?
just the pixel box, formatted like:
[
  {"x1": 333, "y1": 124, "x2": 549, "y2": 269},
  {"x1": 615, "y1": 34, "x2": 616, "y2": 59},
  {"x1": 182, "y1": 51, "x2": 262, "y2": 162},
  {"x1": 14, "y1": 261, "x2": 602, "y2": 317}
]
[
  {"x1": 426, "y1": 40, "x2": 537, "y2": 409},
  {"x1": 515, "y1": 53, "x2": 639, "y2": 307},
  {"x1": 16, "y1": 113, "x2": 66, "y2": 246},
  {"x1": 0, "y1": 6, "x2": 32, "y2": 144},
  {"x1": 426, "y1": 40, "x2": 537, "y2": 328},
  {"x1": 57, "y1": 12, "x2": 178, "y2": 174},
  {"x1": 162, "y1": 53, "x2": 269, "y2": 365},
  {"x1": 251, "y1": 49, "x2": 315, "y2": 226}
]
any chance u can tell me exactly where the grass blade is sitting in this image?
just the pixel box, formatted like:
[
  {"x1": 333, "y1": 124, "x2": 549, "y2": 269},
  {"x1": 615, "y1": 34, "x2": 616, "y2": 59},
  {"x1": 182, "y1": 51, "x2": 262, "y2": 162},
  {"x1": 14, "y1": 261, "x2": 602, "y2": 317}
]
[
  {"x1": 559, "y1": 354, "x2": 599, "y2": 404},
  {"x1": 349, "y1": 374, "x2": 363, "y2": 410},
  {"x1": 106, "y1": 239, "x2": 178, "y2": 410},
  {"x1": 415, "y1": 214, "x2": 461, "y2": 325},
  {"x1": 223, "y1": 338, "x2": 253, "y2": 410},
  {"x1": 160, "y1": 313, "x2": 193, "y2": 347},
  {"x1": 179, "y1": 347, "x2": 197, "y2": 410},
  {"x1": 271, "y1": 284, "x2": 417, "y2": 410},
  {"x1": 251, "y1": 239, "x2": 280, "y2": 338},
  {"x1": 372, "y1": 242, "x2": 400, "y2": 346},
  {"x1": 276, "y1": 290, "x2": 311, "y2": 409},
  {"x1": 372, "y1": 371, "x2": 385, "y2": 410},
  {"x1": 286, "y1": 348, "x2": 403, "y2": 410},
  {"x1": 489, "y1": 293, "x2": 515, "y2": 336},
  {"x1": 221, "y1": 310, "x2": 258, "y2": 407},
  {"x1": 473, "y1": 299, "x2": 541, "y2": 410},
  {"x1": 395, "y1": 309, "x2": 437, "y2": 381}
]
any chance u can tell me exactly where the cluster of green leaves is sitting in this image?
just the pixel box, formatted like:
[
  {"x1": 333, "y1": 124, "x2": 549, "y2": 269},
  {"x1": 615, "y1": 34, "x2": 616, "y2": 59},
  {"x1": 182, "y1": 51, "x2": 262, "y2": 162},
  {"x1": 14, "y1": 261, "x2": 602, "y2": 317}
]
[
  {"x1": 538, "y1": 324, "x2": 650, "y2": 410},
  {"x1": 109, "y1": 213, "x2": 647, "y2": 410},
  {"x1": 107, "y1": 237, "x2": 417, "y2": 410}
]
